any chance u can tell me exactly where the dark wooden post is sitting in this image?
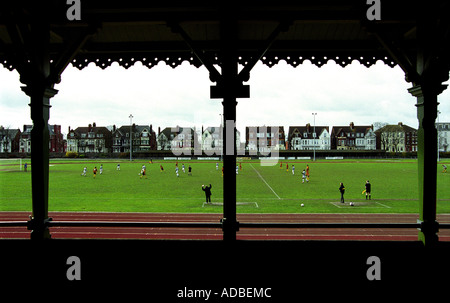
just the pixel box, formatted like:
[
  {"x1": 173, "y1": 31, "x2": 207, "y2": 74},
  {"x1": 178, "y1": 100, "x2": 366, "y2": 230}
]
[
  {"x1": 20, "y1": 22, "x2": 58, "y2": 240},
  {"x1": 220, "y1": 17, "x2": 239, "y2": 242},
  {"x1": 409, "y1": 83, "x2": 447, "y2": 245},
  {"x1": 408, "y1": 8, "x2": 449, "y2": 246}
]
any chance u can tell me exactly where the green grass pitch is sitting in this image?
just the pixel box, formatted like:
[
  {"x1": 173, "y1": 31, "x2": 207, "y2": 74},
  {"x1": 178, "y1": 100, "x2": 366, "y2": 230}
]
[{"x1": 1, "y1": 158, "x2": 450, "y2": 214}]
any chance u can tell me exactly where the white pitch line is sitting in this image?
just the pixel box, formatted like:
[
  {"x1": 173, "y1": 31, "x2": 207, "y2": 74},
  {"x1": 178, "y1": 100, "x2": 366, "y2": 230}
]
[{"x1": 250, "y1": 164, "x2": 281, "y2": 200}]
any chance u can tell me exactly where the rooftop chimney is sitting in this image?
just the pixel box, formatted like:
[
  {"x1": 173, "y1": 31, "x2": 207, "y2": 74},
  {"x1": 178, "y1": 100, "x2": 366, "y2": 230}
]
[{"x1": 350, "y1": 122, "x2": 355, "y2": 130}]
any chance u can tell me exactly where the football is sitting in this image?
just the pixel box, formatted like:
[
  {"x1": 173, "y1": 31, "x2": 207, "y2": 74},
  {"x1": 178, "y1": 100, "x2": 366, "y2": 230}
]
[{"x1": 350, "y1": 202, "x2": 354, "y2": 206}]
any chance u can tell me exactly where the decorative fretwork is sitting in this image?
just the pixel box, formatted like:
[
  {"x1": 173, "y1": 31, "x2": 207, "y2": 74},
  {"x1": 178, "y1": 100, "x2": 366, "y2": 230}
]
[
  {"x1": 1, "y1": 52, "x2": 398, "y2": 72},
  {"x1": 1, "y1": 58, "x2": 16, "y2": 71},
  {"x1": 70, "y1": 53, "x2": 203, "y2": 70},
  {"x1": 259, "y1": 53, "x2": 397, "y2": 68}
]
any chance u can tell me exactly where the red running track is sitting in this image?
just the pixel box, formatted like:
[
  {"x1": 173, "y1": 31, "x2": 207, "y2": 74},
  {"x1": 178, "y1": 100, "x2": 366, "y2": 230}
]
[{"x1": 1, "y1": 212, "x2": 450, "y2": 241}]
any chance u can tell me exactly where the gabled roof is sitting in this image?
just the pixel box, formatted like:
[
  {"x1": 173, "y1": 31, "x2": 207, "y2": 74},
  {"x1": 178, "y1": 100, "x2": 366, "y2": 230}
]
[
  {"x1": 0, "y1": 127, "x2": 20, "y2": 138},
  {"x1": 331, "y1": 124, "x2": 373, "y2": 136},
  {"x1": 375, "y1": 123, "x2": 417, "y2": 133},
  {"x1": 116, "y1": 125, "x2": 155, "y2": 136},
  {"x1": 67, "y1": 129, "x2": 80, "y2": 139},
  {"x1": 288, "y1": 125, "x2": 329, "y2": 140},
  {"x1": 74, "y1": 126, "x2": 111, "y2": 135},
  {"x1": 158, "y1": 127, "x2": 195, "y2": 139}
]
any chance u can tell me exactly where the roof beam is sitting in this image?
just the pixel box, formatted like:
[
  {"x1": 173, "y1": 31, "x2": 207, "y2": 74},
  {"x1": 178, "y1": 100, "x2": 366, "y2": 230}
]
[
  {"x1": 167, "y1": 21, "x2": 221, "y2": 83},
  {"x1": 238, "y1": 20, "x2": 292, "y2": 82},
  {"x1": 372, "y1": 31, "x2": 418, "y2": 81},
  {"x1": 60, "y1": 40, "x2": 394, "y2": 55},
  {"x1": 49, "y1": 23, "x2": 99, "y2": 84}
]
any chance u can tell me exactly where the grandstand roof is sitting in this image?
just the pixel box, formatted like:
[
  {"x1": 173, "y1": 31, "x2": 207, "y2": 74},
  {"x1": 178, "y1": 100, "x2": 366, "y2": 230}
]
[{"x1": 2, "y1": 0, "x2": 447, "y2": 80}]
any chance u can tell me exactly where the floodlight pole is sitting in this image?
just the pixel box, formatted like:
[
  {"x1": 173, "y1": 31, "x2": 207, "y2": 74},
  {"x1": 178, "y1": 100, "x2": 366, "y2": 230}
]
[
  {"x1": 129, "y1": 114, "x2": 133, "y2": 161},
  {"x1": 312, "y1": 113, "x2": 317, "y2": 161}
]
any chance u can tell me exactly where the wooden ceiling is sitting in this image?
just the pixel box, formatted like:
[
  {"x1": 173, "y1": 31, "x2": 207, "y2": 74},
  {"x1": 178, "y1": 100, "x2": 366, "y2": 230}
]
[{"x1": 0, "y1": 1, "x2": 448, "y2": 76}]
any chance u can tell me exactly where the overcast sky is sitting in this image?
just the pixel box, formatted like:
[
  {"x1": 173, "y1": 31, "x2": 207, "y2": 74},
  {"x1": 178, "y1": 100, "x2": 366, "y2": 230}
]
[{"x1": 1, "y1": 59, "x2": 449, "y2": 140}]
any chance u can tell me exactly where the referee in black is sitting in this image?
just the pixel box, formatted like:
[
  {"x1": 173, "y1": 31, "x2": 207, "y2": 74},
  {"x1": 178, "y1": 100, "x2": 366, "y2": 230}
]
[{"x1": 365, "y1": 180, "x2": 371, "y2": 200}]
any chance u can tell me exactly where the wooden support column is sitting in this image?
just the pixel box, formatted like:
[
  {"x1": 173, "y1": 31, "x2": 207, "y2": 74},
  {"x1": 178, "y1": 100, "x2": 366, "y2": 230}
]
[
  {"x1": 220, "y1": 17, "x2": 239, "y2": 242},
  {"x1": 209, "y1": 15, "x2": 250, "y2": 241},
  {"x1": 409, "y1": 83, "x2": 446, "y2": 245},
  {"x1": 19, "y1": 22, "x2": 58, "y2": 240},
  {"x1": 408, "y1": 8, "x2": 450, "y2": 245}
]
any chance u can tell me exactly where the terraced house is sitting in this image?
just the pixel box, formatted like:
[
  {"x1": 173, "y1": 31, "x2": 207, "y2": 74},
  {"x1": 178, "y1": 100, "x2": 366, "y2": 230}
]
[
  {"x1": 288, "y1": 124, "x2": 330, "y2": 150},
  {"x1": 15, "y1": 125, "x2": 65, "y2": 154},
  {"x1": 0, "y1": 126, "x2": 20, "y2": 153},
  {"x1": 157, "y1": 126, "x2": 198, "y2": 152},
  {"x1": 331, "y1": 122, "x2": 376, "y2": 150},
  {"x1": 246, "y1": 126, "x2": 286, "y2": 154},
  {"x1": 375, "y1": 122, "x2": 418, "y2": 153},
  {"x1": 111, "y1": 124, "x2": 157, "y2": 153},
  {"x1": 67, "y1": 123, "x2": 112, "y2": 154}
]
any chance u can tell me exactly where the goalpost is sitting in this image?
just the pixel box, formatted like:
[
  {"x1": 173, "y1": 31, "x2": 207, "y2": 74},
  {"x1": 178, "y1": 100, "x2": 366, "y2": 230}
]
[{"x1": 0, "y1": 158, "x2": 26, "y2": 172}]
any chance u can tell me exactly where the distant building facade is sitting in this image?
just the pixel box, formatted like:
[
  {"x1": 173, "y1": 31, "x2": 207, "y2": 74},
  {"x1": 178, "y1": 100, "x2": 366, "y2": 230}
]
[
  {"x1": 246, "y1": 126, "x2": 285, "y2": 154},
  {"x1": 375, "y1": 122, "x2": 417, "y2": 152},
  {"x1": 331, "y1": 122, "x2": 376, "y2": 150},
  {"x1": 48, "y1": 124, "x2": 65, "y2": 153},
  {"x1": 201, "y1": 126, "x2": 242, "y2": 155},
  {"x1": 19, "y1": 125, "x2": 32, "y2": 153},
  {"x1": 111, "y1": 124, "x2": 157, "y2": 153},
  {"x1": 157, "y1": 126, "x2": 199, "y2": 153},
  {"x1": 288, "y1": 124, "x2": 330, "y2": 150},
  {"x1": 0, "y1": 126, "x2": 20, "y2": 153},
  {"x1": 67, "y1": 122, "x2": 112, "y2": 153},
  {"x1": 12, "y1": 124, "x2": 65, "y2": 154},
  {"x1": 437, "y1": 122, "x2": 450, "y2": 152}
]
